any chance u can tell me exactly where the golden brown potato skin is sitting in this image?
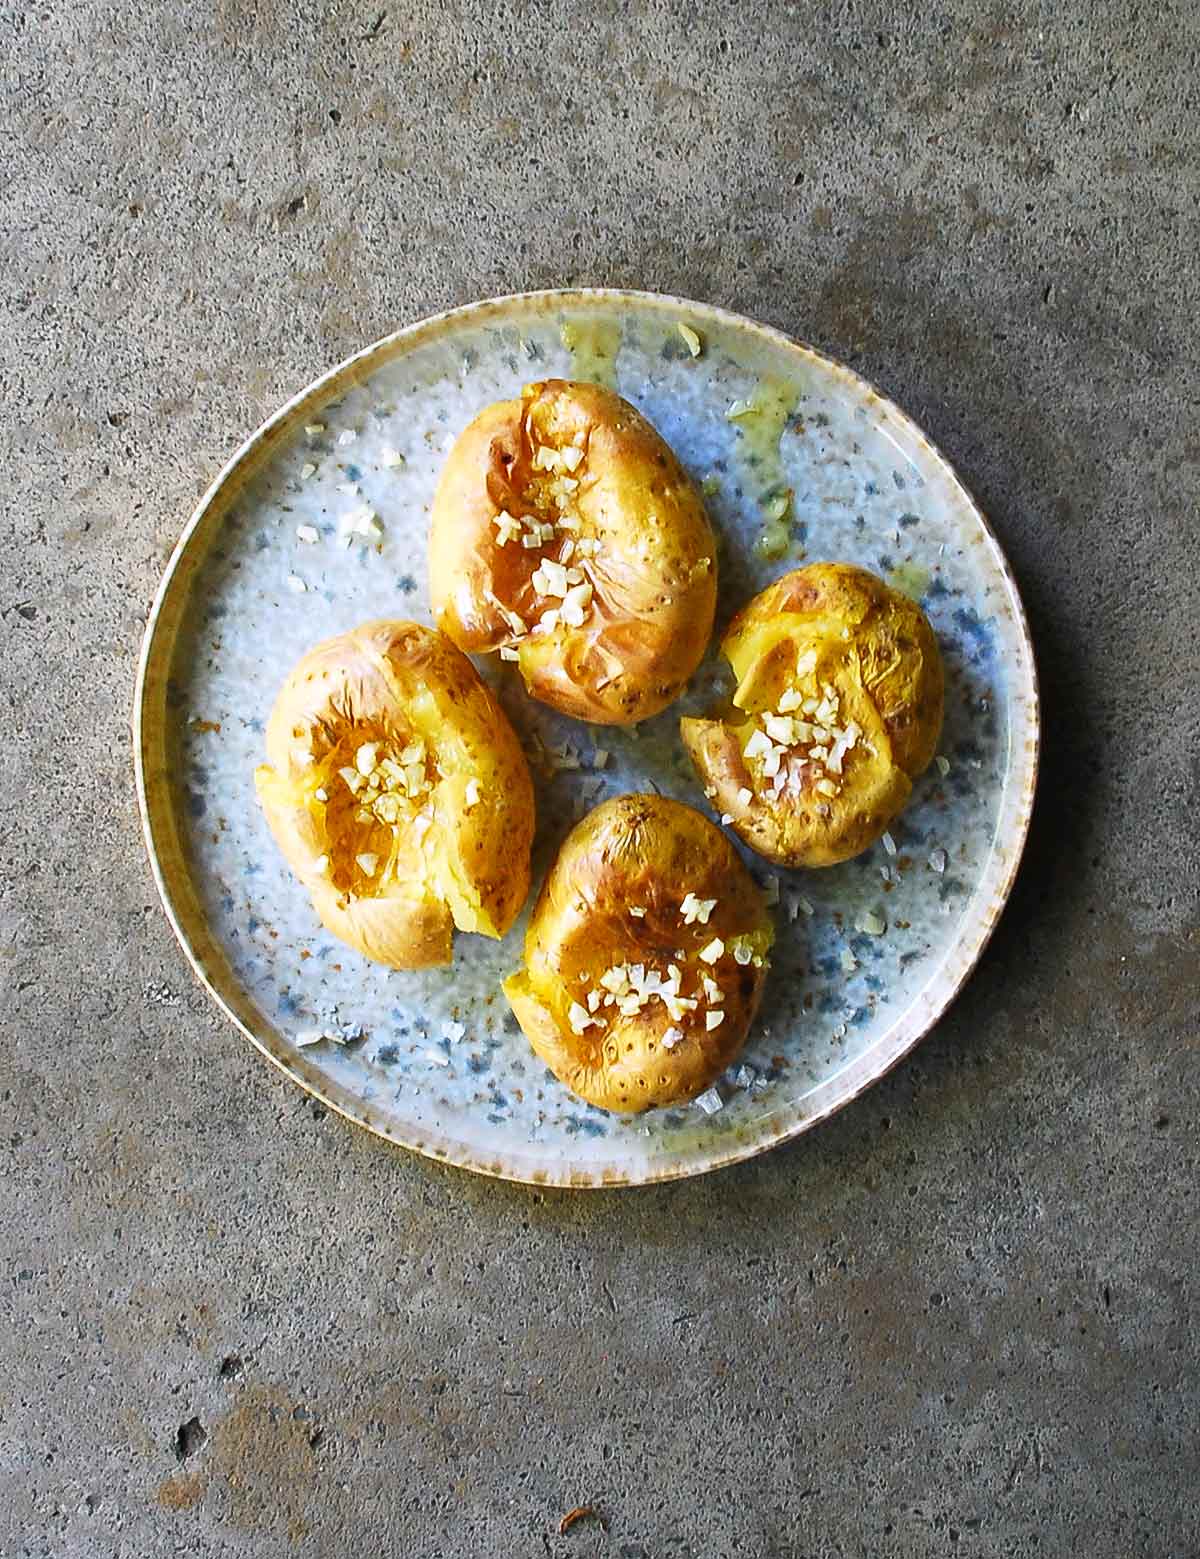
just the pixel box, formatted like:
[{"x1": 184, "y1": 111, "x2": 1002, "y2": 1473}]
[
  {"x1": 254, "y1": 620, "x2": 534, "y2": 968},
  {"x1": 429, "y1": 379, "x2": 717, "y2": 725},
  {"x1": 681, "y1": 564, "x2": 944, "y2": 868},
  {"x1": 503, "y1": 795, "x2": 774, "y2": 1113}
]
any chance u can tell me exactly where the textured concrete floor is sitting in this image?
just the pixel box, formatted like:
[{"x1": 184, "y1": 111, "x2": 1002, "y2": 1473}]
[{"x1": 3, "y1": 1, "x2": 1199, "y2": 1554}]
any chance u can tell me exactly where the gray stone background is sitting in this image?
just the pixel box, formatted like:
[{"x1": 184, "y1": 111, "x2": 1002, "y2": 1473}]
[{"x1": 3, "y1": 0, "x2": 1198, "y2": 1554}]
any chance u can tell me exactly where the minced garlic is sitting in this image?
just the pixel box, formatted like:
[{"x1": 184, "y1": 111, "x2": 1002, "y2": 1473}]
[{"x1": 680, "y1": 892, "x2": 716, "y2": 926}]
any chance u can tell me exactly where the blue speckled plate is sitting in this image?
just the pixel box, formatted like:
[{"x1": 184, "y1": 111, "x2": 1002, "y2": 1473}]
[{"x1": 134, "y1": 289, "x2": 1039, "y2": 1187}]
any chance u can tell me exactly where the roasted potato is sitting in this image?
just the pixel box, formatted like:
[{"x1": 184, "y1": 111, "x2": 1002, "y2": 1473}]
[
  {"x1": 503, "y1": 794, "x2": 774, "y2": 1113},
  {"x1": 254, "y1": 620, "x2": 534, "y2": 968},
  {"x1": 429, "y1": 379, "x2": 717, "y2": 725},
  {"x1": 681, "y1": 564, "x2": 944, "y2": 868}
]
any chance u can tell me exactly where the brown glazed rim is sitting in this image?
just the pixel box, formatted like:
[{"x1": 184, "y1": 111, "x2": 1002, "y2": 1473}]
[{"x1": 132, "y1": 288, "x2": 1041, "y2": 1189}]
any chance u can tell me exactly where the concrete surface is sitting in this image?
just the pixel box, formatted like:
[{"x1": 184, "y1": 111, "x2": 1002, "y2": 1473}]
[{"x1": 3, "y1": 0, "x2": 1198, "y2": 1554}]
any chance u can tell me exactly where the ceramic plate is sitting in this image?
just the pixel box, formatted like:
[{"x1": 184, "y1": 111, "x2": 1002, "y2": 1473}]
[{"x1": 134, "y1": 289, "x2": 1039, "y2": 1187}]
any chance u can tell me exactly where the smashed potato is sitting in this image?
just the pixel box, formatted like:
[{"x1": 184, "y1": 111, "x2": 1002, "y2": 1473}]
[
  {"x1": 503, "y1": 794, "x2": 773, "y2": 1113},
  {"x1": 681, "y1": 563, "x2": 944, "y2": 868},
  {"x1": 254, "y1": 620, "x2": 534, "y2": 968},
  {"x1": 429, "y1": 379, "x2": 717, "y2": 726}
]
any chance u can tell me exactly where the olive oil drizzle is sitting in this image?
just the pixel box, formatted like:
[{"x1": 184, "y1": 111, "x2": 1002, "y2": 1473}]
[
  {"x1": 559, "y1": 319, "x2": 621, "y2": 389},
  {"x1": 727, "y1": 376, "x2": 800, "y2": 559}
]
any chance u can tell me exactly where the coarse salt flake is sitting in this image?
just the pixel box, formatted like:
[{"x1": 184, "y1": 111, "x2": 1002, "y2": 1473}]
[
  {"x1": 285, "y1": 575, "x2": 307, "y2": 593},
  {"x1": 677, "y1": 322, "x2": 703, "y2": 357},
  {"x1": 929, "y1": 848, "x2": 947, "y2": 874},
  {"x1": 300, "y1": 463, "x2": 316, "y2": 480},
  {"x1": 296, "y1": 524, "x2": 320, "y2": 544},
  {"x1": 694, "y1": 1086, "x2": 725, "y2": 1114},
  {"x1": 882, "y1": 832, "x2": 897, "y2": 856},
  {"x1": 855, "y1": 908, "x2": 887, "y2": 936},
  {"x1": 336, "y1": 429, "x2": 357, "y2": 446},
  {"x1": 698, "y1": 937, "x2": 725, "y2": 964},
  {"x1": 706, "y1": 1009, "x2": 726, "y2": 1031},
  {"x1": 339, "y1": 505, "x2": 383, "y2": 545}
]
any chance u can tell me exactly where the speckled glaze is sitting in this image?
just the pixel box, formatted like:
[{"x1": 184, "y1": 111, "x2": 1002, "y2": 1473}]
[{"x1": 134, "y1": 289, "x2": 1039, "y2": 1187}]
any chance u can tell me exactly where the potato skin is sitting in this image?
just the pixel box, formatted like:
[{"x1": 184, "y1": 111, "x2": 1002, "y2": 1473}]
[
  {"x1": 503, "y1": 794, "x2": 774, "y2": 1113},
  {"x1": 254, "y1": 620, "x2": 534, "y2": 968},
  {"x1": 681, "y1": 564, "x2": 944, "y2": 869},
  {"x1": 429, "y1": 379, "x2": 717, "y2": 726}
]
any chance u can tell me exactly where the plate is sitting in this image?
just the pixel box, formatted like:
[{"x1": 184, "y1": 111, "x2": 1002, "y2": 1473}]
[{"x1": 134, "y1": 289, "x2": 1039, "y2": 1187}]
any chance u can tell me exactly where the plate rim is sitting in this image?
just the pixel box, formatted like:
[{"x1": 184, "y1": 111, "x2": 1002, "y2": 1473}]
[{"x1": 132, "y1": 285, "x2": 1041, "y2": 1189}]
